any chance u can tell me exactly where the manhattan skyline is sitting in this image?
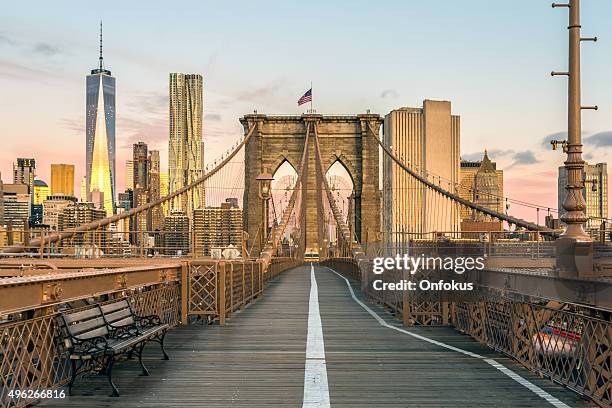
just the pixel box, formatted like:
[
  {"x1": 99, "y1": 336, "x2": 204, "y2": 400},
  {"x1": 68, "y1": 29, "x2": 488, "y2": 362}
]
[{"x1": 1, "y1": 0, "x2": 611, "y2": 222}]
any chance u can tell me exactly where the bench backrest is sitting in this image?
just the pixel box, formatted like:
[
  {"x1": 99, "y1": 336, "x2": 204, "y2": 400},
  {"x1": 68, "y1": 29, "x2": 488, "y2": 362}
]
[
  {"x1": 100, "y1": 299, "x2": 136, "y2": 328},
  {"x1": 61, "y1": 307, "x2": 109, "y2": 341}
]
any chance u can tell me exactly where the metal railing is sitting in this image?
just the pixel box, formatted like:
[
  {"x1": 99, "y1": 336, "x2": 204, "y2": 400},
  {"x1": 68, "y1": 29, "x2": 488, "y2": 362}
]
[{"x1": 0, "y1": 256, "x2": 301, "y2": 408}]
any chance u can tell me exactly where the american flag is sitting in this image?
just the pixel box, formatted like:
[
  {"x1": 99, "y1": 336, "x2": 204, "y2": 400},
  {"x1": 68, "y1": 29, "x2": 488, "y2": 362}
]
[{"x1": 298, "y1": 88, "x2": 312, "y2": 106}]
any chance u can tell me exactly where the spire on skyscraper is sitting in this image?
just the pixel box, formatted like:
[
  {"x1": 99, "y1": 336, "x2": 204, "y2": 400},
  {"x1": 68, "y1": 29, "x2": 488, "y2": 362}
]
[{"x1": 99, "y1": 21, "x2": 103, "y2": 71}]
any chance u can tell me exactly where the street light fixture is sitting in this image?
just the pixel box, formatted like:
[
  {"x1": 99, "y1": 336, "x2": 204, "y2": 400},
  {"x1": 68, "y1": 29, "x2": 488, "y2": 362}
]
[{"x1": 256, "y1": 169, "x2": 274, "y2": 251}]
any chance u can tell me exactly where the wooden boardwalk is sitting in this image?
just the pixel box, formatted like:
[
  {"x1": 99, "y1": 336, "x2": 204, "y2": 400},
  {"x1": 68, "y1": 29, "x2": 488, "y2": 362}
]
[{"x1": 42, "y1": 265, "x2": 593, "y2": 407}]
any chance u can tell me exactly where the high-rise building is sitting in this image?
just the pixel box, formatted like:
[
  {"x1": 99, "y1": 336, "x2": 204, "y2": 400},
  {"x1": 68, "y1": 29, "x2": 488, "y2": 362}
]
[
  {"x1": 86, "y1": 23, "x2": 115, "y2": 217},
  {"x1": 50, "y1": 164, "x2": 75, "y2": 196},
  {"x1": 160, "y1": 171, "x2": 169, "y2": 216},
  {"x1": 149, "y1": 150, "x2": 163, "y2": 230},
  {"x1": 193, "y1": 198, "x2": 243, "y2": 257},
  {"x1": 133, "y1": 142, "x2": 149, "y2": 192},
  {"x1": 33, "y1": 179, "x2": 50, "y2": 205},
  {"x1": 169, "y1": 73, "x2": 204, "y2": 216},
  {"x1": 80, "y1": 177, "x2": 87, "y2": 202},
  {"x1": 558, "y1": 162, "x2": 608, "y2": 229},
  {"x1": 0, "y1": 173, "x2": 4, "y2": 227},
  {"x1": 43, "y1": 195, "x2": 78, "y2": 231},
  {"x1": 125, "y1": 160, "x2": 134, "y2": 191},
  {"x1": 163, "y1": 211, "x2": 190, "y2": 256},
  {"x1": 58, "y1": 202, "x2": 106, "y2": 246},
  {"x1": 13, "y1": 158, "x2": 36, "y2": 195},
  {"x1": 459, "y1": 151, "x2": 504, "y2": 221},
  {"x1": 2, "y1": 184, "x2": 31, "y2": 231},
  {"x1": 382, "y1": 100, "x2": 460, "y2": 236}
]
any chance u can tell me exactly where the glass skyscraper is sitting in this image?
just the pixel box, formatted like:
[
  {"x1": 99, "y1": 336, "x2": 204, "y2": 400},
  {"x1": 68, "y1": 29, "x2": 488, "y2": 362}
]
[{"x1": 85, "y1": 23, "x2": 116, "y2": 216}]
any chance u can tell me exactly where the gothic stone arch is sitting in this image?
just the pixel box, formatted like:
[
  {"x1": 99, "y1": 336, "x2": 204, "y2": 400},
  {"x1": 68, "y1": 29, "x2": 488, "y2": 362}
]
[{"x1": 241, "y1": 113, "x2": 382, "y2": 255}]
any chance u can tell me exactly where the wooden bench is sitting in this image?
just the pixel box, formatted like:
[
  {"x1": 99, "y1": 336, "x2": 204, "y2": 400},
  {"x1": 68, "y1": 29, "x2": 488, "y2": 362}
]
[{"x1": 58, "y1": 299, "x2": 169, "y2": 397}]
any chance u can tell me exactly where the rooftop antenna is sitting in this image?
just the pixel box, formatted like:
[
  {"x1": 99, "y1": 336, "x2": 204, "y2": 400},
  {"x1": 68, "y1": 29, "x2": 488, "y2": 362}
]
[{"x1": 99, "y1": 21, "x2": 103, "y2": 70}]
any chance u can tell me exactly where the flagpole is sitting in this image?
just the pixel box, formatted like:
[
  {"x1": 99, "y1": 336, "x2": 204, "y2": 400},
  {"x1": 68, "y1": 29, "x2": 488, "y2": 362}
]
[{"x1": 310, "y1": 81, "x2": 313, "y2": 113}]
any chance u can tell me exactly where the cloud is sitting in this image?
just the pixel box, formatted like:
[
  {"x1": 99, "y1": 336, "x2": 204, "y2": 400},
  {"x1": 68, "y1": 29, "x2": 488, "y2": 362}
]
[
  {"x1": 117, "y1": 116, "x2": 167, "y2": 149},
  {"x1": 0, "y1": 33, "x2": 17, "y2": 46},
  {"x1": 126, "y1": 92, "x2": 167, "y2": 116},
  {"x1": 236, "y1": 79, "x2": 286, "y2": 101},
  {"x1": 205, "y1": 113, "x2": 222, "y2": 122},
  {"x1": 0, "y1": 58, "x2": 49, "y2": 81},
  {"x1": 32, "y1": 42, "x2": 62, "y2": 56},
  {"x1": 61, "y1": 117, "x2": 85, "y2": 134},
  {"x1": 380, "y1": 89, "x2": 399, "y2": 99},
  {"x1": 510, "y1": 150, "x2": 539, "y2": 167},
  {"x1": 584, "y1": 131, "x2": 612, "y2": 148}
]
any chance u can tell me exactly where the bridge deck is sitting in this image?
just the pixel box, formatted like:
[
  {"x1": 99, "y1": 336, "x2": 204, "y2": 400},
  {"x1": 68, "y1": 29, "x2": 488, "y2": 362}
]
[{"x1": 43, "y1": 265, "x2": 592, "y2": 407}]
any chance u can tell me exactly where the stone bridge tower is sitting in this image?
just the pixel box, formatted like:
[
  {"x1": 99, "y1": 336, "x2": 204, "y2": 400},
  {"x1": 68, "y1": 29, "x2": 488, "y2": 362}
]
[{"x1": 240, "y1": 113, "x2": 382, "y2": 255}]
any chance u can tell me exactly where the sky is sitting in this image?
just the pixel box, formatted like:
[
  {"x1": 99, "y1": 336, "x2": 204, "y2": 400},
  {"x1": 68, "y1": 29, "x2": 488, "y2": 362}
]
[{"x1": 0, "y1": 0, "x2": 610, "y2": 223}]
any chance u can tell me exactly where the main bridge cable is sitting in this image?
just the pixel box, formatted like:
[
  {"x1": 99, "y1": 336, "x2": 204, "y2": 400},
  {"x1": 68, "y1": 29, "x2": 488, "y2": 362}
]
[
  {"x1": 366, "y1": 123, "x2": 555, "y2": 234},
  {"x1": 1, "y1": 125, "x2": 259, "y2": 254},
  {"x1": 260, "y1": 120, "x2": 312, "y2": 264}
]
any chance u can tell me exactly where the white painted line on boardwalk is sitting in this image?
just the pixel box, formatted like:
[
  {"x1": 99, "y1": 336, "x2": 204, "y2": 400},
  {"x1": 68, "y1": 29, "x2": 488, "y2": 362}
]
[
  {"x1": 302, "y1": 263, "x2": 331, "y2": 408},
  {"x1": 325, "y1": 267, "x2": 573, "y2": 408}
]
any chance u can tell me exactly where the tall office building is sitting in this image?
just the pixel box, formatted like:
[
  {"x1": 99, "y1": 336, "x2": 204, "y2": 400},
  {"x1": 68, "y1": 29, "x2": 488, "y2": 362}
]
[
  {"x1": 43, "y1": 195, "x2": 78, "y2": 230},
  {"x1": 163, "y1": 211, "x2": 190, "y2": 256},
  {"x1": 382, "y1": 100, "x2": 460, "y2": 235},
  {"x1": 0, "y1": 173, "x2": 4, "y2": 226},
  {"x1": 558, "y1": 162, "x2": 608, "y2": 229},
  {"x1": 80, "y1": 177, "x2": 87, "y2": 202},
  {"x1": 2, "y1": 184, "x2": 31, "y2": 231},
  {"x1": 149, "y1": 150, "x2": 163, "y2": 230},
  {"x1": 51, "y1": 164, "x2": 75, "y2": 196},
  {"x1": 125, "y1": 160, "x2": 134, "y2": 191},
  {"x1": 33, "y1": 180, "x2": 50, "y2": 205},
  {"x1": 13, "y1": 158, "x2": 36, "y2": 195},
  {"x1": 169, "y1": 73, "x2": 204, "y2": 217},
  {"x1": 133, "y1": 142, "x2": 149, "y2": 191},
  {"x1": 459, "y1": 152, "x2": 504, "y2": 229},
  {"x1": 86, "y1": 23, "x2": 116, "y2": 217},
  {"x1": 193, "y1": 198, "x2": 243, "y2": 257}
]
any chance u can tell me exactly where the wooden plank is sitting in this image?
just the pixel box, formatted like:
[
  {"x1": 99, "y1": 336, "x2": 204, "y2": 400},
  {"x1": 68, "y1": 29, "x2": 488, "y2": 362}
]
[{"x1": 40, "y1": 266, "x2": 593, "y2": 408}]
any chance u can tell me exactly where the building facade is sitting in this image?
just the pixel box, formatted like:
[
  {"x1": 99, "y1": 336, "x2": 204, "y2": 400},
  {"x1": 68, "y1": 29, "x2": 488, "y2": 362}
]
[
  {"x1": 125, "y1": 160, "x2": 134, "y2": 191},
  {"x1": 193, "y1": 198, "x2": 243, "y2": 257},
  {"x1": 13, "y1": 158, "x2": 36, "y2": 197},
  {"x1": 33, "y1": 179, "x2": 50, "y2": 205},
  {"x1": 459, "y1": 151, "x2": 504, "y2": 222},
  {"x1": 2, "y1": 184, "x2": 30, "y2": 231},
  {"x1": 382, "y1": 100, "x2": 461, "y2": 236},
  {"x1": 51, "y1": 164, "x2": 75, "y2": 196},
  {"x1": 163, "y1": 211, "x2": 190, "y2": 256},
  {"x1": 558, "y1": 162, "x2": 608, "y2": 229},
  {"x1": 86, "y1": 25, "x2": 116, "y2": 216},
  {"x1": 169, "y1": 73, "x2": 204, "y2": 216},
  {"x1": 149, "y1": 150, "x2": 163, "y2": 231},
  {"x1": 43, "y1": 195, "x2": 78, "y2": 230}
]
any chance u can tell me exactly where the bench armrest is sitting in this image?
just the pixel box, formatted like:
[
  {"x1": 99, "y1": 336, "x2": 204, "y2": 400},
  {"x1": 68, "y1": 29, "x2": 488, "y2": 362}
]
[
  {"x1": 136, "y1": 314, "x2": 163, "y2": 328},
  {"x1": 71, "y1": 335, "x2": 109, "y2": 355},
  {"x1": 107, "y1": 323, "x2": 141, "y2": 339}
]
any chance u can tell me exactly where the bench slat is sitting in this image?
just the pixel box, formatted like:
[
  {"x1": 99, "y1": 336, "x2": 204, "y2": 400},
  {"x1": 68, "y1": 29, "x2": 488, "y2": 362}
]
[
  {"x1": 63, "y1": 307, "x2": 102, "y2": 324},
  {"x1": 100, "y1": 300, "x2": 130, "y2": 314},
  {"x1": 105, "y1": 308, "x2": 133, "y2": 324},
  {"x1": 75, "y1": 326, "x2": 108, "y2": 340},
  {"x1": 112, "y1": 316, "x2": 135, "y2": 328},
  {"x1": 67, "y1": 317, "x2": 107, "y2": 337}
]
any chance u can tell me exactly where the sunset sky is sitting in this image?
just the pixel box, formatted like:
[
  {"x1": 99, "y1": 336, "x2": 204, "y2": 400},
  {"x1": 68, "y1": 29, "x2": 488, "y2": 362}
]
[{"x1": 1, "y1": 0, "x2": 611, "y2": 223}]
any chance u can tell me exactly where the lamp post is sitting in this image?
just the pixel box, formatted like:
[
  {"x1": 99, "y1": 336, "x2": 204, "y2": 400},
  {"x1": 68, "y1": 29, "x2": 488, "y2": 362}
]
[
  {"x1": 551, "y1": 0, "x2": 598, "y2": 276},
  {"x1": 256, "y1": 169, "x2": 274, "y2": 253}
]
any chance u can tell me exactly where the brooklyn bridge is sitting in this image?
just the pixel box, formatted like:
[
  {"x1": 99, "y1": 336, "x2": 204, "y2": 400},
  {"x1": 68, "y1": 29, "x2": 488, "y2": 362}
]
[
  {"x1": 1, "y1": 1, "x2": 612, "y2": 406},
  {"x1": 0, "y1": 112, "x2": 610, "y2": 408}
]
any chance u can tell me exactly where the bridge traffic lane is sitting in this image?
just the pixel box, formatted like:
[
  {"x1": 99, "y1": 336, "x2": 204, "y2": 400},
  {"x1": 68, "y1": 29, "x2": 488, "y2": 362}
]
[{"x1": 314, "y1": 265, "x2": 593, "y2": 408}]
